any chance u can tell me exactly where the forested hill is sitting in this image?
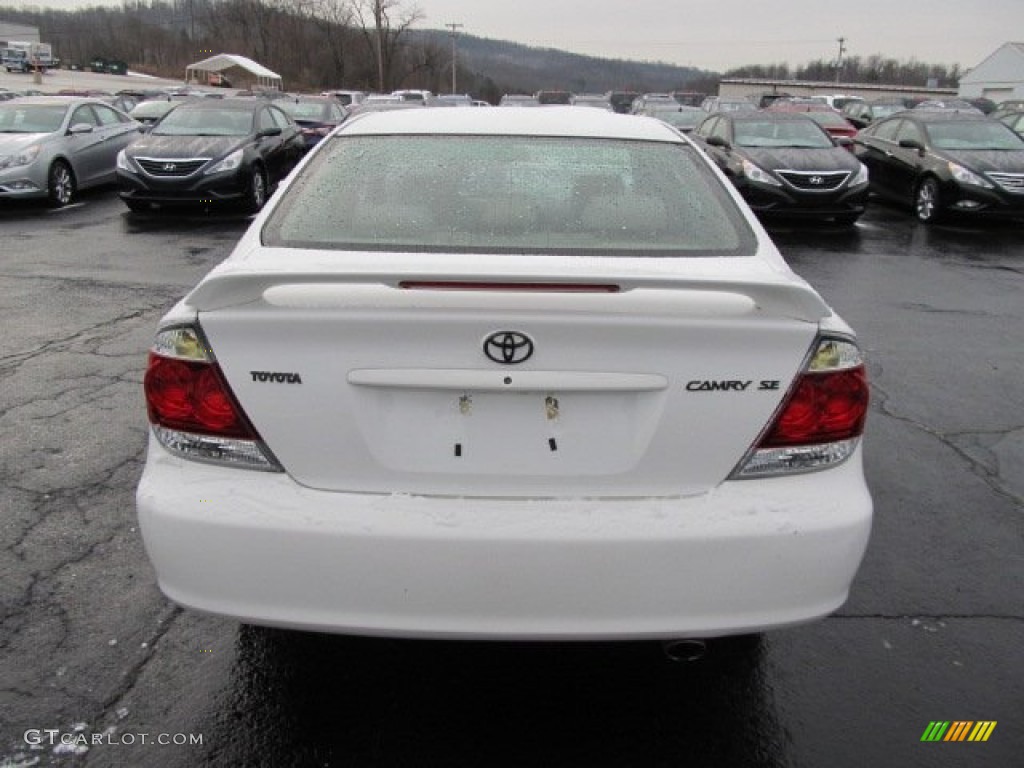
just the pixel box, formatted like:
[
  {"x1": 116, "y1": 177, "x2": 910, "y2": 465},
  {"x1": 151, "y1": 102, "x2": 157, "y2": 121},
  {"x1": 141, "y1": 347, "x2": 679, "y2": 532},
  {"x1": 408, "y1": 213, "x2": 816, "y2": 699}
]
[{"x1": 410, "y1": 30, "x2": 711, "y2": 95}]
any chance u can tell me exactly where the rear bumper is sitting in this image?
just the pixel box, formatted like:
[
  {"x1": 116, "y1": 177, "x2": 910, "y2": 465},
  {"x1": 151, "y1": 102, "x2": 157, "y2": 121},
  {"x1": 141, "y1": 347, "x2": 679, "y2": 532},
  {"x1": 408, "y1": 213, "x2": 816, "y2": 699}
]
[{"x1": 137, "y1": 435, "x2": 872, "y2": 640}]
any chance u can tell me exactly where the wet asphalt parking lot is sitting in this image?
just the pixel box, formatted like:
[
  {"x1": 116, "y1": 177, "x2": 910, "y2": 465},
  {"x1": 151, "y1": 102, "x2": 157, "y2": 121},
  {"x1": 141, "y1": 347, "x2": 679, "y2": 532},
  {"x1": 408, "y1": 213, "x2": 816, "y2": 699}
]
[{"x1": 0, "y1": 188, "x2": 1021, "y2": 768}]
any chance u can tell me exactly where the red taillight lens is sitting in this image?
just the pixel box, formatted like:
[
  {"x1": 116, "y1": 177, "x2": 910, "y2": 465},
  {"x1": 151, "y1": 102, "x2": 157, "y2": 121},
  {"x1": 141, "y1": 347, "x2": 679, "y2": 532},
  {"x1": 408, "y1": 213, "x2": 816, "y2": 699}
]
[
  {"x1": 145, "y1": 353, "x2": 252, "y2": 439},
  {"x1": 760, "y1": 366, "x2": 868, "y2": 447}
]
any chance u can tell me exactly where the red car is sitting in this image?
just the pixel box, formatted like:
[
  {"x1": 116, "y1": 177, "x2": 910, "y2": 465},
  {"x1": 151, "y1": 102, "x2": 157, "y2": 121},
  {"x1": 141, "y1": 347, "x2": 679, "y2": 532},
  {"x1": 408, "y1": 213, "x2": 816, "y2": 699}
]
[{"x1": 766, "y1": 103, "x2": 858, "y2": 143}]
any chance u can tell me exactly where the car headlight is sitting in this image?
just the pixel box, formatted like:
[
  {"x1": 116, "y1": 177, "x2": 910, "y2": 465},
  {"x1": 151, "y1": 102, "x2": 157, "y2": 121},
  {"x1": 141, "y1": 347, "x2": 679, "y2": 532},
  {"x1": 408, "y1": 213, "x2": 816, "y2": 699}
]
[
  {"x1": 947, "y1": 161, "x2": 993, "y2": 189},
  {"x1": 741, "y1": 159, "x2": 782, "y2": 186},
  {"x1": 851, "y1": 163, "x2": 869, "y2": 186},
  {"x1": 205, "y1": 149, "x2": 244, "y2": 175},
  {"x1": 116, "y1": 149, "x2": 134, "y2": 173},
  {"x1": 0, "y1": 144, "x2": 41, "y2": 170}
]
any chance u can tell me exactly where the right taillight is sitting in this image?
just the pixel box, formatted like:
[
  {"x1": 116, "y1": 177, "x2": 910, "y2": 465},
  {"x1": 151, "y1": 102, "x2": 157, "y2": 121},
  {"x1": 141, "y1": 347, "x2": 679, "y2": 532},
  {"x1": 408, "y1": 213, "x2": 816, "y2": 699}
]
[
  {"x1": 144, "y1": 325, "x2": 281, "y2": 471},
  {"x1": 733, "y1": 337, "x2": 869, "y2": 478}
]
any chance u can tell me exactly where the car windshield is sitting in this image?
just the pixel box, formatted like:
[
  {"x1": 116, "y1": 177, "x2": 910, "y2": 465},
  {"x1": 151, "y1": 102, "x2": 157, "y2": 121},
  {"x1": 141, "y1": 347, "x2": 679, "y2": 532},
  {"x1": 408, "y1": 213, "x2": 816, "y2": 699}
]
[
  {"x1": 926, "y1": 121, "x2": 1024, "y2": 150},
  {"x1": 0, "y1": 104, "x2": 67, "y2": 133},
  {"x1": 263, "y1": 135, "x2": 755, "y2": 257},
  {"x1": 279, "y1": 101, "x2": 329, "y2": 119},
  {"x1": 733, "y1": 119, "x2": 833, "y2": 148},
  {"x1": 152, "y1": 107, "x2": 252, "y2": 136}
]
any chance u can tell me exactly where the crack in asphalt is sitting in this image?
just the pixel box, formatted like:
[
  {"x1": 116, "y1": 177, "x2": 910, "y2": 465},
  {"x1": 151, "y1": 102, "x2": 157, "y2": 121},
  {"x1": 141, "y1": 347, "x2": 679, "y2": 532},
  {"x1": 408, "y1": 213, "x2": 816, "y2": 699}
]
[
  {"x1": 0, "y1": 304, "x2": 169, "y2": 370},
  {"x1": 94, "y1": 603, "x2": 183, "y2": 718},
  {"x1": 0, "y1": 270, "x2": 187, "y2": 295},
  {"x1": 870, "y1": 381, "x2": 1024, "y2": 508}
]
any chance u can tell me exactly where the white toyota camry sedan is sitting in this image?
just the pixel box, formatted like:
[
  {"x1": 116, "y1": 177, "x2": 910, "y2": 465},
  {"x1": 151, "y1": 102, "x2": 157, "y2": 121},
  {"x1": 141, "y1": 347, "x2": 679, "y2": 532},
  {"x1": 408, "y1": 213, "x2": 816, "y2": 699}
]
[{"x1": 137, "y1": 107, "x2": 872, "y2": 642}]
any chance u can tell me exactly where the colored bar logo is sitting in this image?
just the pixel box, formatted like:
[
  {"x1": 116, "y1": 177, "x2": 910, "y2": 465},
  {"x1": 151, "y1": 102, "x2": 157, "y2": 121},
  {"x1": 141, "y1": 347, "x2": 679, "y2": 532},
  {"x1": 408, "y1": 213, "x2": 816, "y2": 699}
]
[{"x1": 921, "y1": 721, "x2": 997, "y2": 742}]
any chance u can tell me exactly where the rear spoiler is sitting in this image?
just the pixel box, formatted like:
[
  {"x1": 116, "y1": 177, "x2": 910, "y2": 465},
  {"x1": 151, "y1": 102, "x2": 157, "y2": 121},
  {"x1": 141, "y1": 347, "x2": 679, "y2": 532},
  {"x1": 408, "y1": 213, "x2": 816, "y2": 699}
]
[{"x1": 185, "y1": 272, "x2": 831, "y2": 322}]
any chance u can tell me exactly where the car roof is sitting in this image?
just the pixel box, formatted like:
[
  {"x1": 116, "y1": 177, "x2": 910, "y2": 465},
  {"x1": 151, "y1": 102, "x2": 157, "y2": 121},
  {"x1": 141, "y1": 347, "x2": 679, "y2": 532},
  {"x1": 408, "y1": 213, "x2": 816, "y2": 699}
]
[
  {"x1": 898, "y1": 111, "x2": 991, "y2": 123},
  {"x1": 338, "y1": 106, "x2": 683, "y2": 142},
  {"x1": 3, "y1": 96, "x2": 94, "y2": 107},
  {"x1": 172, "y1": 98, "x2": 265, "y2": 111},
  {"x1": 729, "y1": 111, "x2": 819, "y2": 122}
]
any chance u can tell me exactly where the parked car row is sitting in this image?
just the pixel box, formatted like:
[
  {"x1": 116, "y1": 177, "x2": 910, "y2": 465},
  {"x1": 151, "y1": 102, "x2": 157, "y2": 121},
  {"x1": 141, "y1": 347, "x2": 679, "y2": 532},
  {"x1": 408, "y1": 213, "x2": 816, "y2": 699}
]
[
  {"x1": 688, "y1": 104, "x2": 1024, "y2": 225},
  {"x1": 4, "y1": 89, "x2": 1023, "y2": 226},
  {"x1": 0, "y1": 94, "x2": 313, "y2": 210}
]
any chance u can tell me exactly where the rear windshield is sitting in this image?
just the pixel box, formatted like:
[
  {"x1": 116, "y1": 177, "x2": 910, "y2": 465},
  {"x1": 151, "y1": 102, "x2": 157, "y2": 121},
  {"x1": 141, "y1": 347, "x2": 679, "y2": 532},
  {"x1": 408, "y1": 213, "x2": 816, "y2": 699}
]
[
  {"x1": 279, "y1": 101, "x2": 329, "y2": 119},
  {"x1": 262, "y1": 135, "x2": 755, "y2": 257}
]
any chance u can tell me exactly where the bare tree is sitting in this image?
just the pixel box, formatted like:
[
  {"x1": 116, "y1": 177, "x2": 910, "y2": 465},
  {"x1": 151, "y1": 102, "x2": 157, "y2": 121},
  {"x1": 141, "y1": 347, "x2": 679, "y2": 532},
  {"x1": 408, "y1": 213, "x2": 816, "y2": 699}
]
[
  {"x1": 352, "y1": 0, "x2": 422, "y2": 92},
  {"x1": 307, "y1": 0, "x2": 355, "y2": 87}
]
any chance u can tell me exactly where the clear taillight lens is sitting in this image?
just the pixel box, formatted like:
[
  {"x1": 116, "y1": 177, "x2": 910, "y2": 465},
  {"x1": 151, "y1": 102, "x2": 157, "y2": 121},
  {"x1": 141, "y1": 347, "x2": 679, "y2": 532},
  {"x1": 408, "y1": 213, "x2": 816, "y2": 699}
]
[{"x1": 733, "y1": 337, "x2": 868, "y2": 478}]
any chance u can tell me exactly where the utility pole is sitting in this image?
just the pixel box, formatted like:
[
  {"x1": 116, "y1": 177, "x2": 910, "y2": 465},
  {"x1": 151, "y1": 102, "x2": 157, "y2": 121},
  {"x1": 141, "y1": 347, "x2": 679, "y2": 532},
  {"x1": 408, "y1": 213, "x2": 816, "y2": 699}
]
[
  {"x1": 446, "y1": 22, "x2": 463, "y2": 95},
  {"x1": 835, "y1": 36, "x2": 847, "y2": 84}
]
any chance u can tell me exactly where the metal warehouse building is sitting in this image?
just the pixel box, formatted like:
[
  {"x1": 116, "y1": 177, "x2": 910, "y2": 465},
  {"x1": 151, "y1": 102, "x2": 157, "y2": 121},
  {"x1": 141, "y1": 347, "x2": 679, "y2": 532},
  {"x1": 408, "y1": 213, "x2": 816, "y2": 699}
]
[{"x1": 959, "y1": 42, "x2": 1024, "y2": 102}]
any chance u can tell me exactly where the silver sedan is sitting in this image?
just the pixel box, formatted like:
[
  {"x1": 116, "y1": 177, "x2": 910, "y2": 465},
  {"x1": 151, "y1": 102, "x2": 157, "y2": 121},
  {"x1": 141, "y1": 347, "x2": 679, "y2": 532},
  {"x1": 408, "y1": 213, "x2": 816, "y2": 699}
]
[{"x1": 0, "y1": 97, "x2": 141, "y2": 206}]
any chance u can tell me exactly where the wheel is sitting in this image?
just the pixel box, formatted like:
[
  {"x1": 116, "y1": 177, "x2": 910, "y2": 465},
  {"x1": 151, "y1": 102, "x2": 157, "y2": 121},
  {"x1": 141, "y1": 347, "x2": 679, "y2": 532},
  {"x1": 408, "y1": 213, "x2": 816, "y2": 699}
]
[
  {"x1": 47, "y1": 161, "x2": 76, "y2": 207},
  {"x1": 245, "y1": 165, "x2": 268, "y2": 213},
  {"x1": 914, "y1": 177, "x2": 943, "y2": 223}
]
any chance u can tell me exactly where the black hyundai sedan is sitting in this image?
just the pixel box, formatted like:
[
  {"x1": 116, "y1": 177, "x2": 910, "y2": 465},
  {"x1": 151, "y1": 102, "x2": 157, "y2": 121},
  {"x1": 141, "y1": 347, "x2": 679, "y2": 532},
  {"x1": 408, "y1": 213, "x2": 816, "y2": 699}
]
[
  {"x1": 691, "y1": 112, "x2": 869, "y2": 225},
  {"x1": 853, "y1": 112, "x2": 1024, "y2": 223},
  {"x1": 117, "y1": 98, "x2": 307, "y2": 212}
]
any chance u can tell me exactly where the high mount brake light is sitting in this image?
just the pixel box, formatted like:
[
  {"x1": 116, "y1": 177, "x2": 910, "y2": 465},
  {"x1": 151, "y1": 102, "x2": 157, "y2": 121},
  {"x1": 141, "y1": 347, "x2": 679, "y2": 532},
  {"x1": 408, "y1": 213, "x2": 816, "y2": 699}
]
[
  {"x1": 733, "y1": 337, "x2": 869, "y2": 478},
  {"x1": 144, "y1": 326, "x2": 281, "y2": 471}
]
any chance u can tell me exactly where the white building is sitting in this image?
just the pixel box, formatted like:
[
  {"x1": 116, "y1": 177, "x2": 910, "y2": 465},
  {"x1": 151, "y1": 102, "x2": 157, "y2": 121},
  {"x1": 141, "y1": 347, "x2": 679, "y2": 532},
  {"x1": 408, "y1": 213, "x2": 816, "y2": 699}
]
[
  {"x1": 959, "y1": 42, "x2": 1024, "y2": 102},
  {"x1": 0, "y1": 21, "x2": 40, "y2": 45}
]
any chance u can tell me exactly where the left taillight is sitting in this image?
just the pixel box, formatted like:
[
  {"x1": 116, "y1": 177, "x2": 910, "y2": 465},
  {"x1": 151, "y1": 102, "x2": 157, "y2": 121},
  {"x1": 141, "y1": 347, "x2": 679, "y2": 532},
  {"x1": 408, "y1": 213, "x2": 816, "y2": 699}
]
[
  {"x1": 732, "y1": 336, "x2": 869, "y2": 478},
  {"x1": 144, "y1": 325, "x2": 282, "y2": 471}
]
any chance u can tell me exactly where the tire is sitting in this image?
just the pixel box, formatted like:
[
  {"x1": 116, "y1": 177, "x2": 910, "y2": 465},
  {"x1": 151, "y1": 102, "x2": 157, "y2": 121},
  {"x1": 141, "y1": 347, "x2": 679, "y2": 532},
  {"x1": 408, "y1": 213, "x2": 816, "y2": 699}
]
[
  {"x1": 245, "y1": 165, "x2": 268, "y2": 213},
  {"x1": 47, "y1": 161, "x2": 76, "y2": 208},
  {"x1": 914, "y1": 177, "x2": 943, "y2": 224}
]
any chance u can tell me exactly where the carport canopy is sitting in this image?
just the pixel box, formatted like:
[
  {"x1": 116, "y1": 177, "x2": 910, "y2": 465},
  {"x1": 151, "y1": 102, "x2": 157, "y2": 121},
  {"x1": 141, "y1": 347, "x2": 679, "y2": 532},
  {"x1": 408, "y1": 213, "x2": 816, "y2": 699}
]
[{"x1": 184, "y1": 54, "x2": 282, "y2": 90}]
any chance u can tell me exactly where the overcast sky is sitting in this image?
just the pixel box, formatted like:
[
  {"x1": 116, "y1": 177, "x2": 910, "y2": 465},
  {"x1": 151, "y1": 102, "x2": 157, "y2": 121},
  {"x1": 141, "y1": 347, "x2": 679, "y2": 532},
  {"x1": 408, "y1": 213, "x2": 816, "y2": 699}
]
[
  {"x1": 11, "y1": 0, "x2": 1023, "y2": 72},
  {"x1": 414, "y1": 0, "x2": 1023, "y2": 72}
]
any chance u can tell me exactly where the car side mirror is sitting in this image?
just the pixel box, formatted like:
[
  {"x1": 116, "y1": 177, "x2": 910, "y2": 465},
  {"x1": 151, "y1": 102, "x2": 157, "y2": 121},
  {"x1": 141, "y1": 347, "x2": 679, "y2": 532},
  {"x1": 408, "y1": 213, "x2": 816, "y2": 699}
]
[
  {"x1": 835, "y1": 136, "x2": 853, "y2": 147},
  {"x1": 68, "y1": 123, "x2": 94, "y2": 135},
  {"x1": 137, "y1": 124, "x2": 151, "y2": 133},
  {"x1": 705, "y1": 135, "x2": 731, "y2": 150},
  {"x1": 258, "y1": 126, "x2": 282, "y2": 138}
]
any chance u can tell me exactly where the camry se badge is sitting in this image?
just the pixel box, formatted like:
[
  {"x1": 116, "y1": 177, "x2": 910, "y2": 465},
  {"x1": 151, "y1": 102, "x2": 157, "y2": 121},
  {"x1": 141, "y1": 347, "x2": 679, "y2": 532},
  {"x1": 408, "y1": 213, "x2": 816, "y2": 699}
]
[{"x1": 484, "y1": 331, "x2": 534, "y2": 364}]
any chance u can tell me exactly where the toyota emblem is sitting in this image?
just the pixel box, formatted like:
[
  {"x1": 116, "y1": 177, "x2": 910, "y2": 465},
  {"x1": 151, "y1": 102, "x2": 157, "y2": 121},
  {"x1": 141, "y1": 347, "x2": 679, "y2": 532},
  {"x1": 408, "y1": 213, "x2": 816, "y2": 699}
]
[{"x1": 483, "y1": 331, "x2": 534, "y2": 364}]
